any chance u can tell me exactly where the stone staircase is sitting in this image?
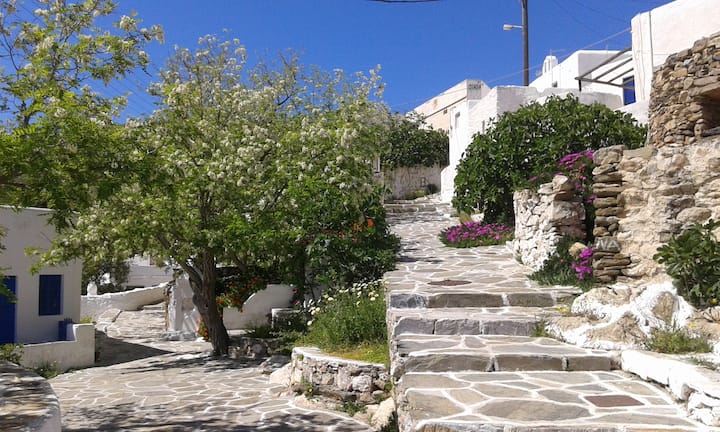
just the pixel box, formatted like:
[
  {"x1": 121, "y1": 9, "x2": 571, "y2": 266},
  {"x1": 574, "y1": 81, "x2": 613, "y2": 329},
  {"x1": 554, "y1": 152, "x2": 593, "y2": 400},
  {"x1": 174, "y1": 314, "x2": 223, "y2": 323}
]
[
  {"x1": 386, "y1": 213, "x2": 711, "y2": 432},
  {"x1": 384, "y1": 196, "x2": 456, "y2": 217}
]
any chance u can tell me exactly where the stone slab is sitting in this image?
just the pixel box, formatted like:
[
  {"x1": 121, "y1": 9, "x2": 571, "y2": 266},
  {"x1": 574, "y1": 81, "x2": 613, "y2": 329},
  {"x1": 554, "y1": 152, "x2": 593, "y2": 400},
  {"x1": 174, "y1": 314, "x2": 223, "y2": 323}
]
[{"x1": 397, "y1": 371, "x2": 710, "y2": 432}]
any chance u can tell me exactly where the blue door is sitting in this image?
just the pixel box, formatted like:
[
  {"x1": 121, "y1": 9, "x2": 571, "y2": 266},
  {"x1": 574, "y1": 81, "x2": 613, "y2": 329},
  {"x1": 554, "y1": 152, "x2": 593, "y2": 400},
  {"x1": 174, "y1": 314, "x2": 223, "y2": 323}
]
[{"x1": 0, "y1": 276, "x2": 16, "y2": 344}]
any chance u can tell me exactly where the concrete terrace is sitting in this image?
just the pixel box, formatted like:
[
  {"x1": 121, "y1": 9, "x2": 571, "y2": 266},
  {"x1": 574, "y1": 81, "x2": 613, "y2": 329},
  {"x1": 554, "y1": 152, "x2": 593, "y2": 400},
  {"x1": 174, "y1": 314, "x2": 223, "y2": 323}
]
[{"x1": 385, "y1": 201, "x2": 714, "y2": 432}]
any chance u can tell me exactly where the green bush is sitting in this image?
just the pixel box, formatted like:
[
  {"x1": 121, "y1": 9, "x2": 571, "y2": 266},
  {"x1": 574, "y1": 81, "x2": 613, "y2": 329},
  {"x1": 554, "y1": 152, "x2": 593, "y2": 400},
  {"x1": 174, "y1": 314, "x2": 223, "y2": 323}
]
[
  {"x1": 654, "y1": 220, "x2": 720, "y2": 309},
  {"x1": 646, "y1": 325, "x2": 712, "y2": 354},
  {"x1": 0, "y1": 344, "x2": 22, "y2": 364},
  {"x1": 302, "y1": 280, "x2": 387, "y2": 350},
  {"x1": 381, "y1": 113, "x2": 448, "y2": 169},
  {"x1": 453, "y1": 95, "x2": 646, "y2": 224}
]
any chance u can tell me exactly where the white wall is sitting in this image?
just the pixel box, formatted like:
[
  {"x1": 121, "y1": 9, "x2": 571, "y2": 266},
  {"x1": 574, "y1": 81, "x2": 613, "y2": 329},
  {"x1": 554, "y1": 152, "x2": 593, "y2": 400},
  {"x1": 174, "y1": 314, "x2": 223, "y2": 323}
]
[
  {"x1": 125, "y1": 255, "x2": 173, "y2": 288},
  {"x1": 223, "y1": 284, "x2": 293, "y2": 329},
  {"x1": 412, "y1": 79, "x2": 490, "y2": 132},
  {"x1": 81, "y1": 284, "x2": 168, "y2": 320},
  {"x1": 0, "y1": 207, "x2": 82, "y2": 344},
  {"x1": 531, "y1": 50, "x2": 629, "y2": 105},
  {"x1": 631, "y1": 0, "x2": 720, "y2": 102},
  {"x1": 21, "y1": 323, "x2": 95, "y2": 372},
  {"x1": 166, "y1": 275, "x2": 200, "y2": 340}
]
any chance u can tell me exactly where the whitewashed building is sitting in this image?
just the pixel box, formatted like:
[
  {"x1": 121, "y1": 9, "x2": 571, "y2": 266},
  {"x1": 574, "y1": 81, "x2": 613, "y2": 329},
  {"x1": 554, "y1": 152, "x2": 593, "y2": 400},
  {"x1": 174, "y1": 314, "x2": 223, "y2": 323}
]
[
  {"x1": 0, "y1": 207, "x2": 82, "y2": 344},
  {"x1": 414, "y1": 0, "x2": 720, "y2": 205}
]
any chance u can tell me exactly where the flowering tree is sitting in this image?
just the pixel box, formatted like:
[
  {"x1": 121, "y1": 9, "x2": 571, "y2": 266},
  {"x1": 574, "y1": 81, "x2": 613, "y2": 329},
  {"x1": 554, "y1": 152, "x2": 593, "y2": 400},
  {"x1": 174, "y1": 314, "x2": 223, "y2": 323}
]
[
  {"x1": 0, "y1": 0, "x2": 162, "y2": 300},
  {"x1": 41, "y1": 36, "x2": 393, "y2": 356},
  {"x1": 0, "y1": 0, "x2": 163, "y2": 223}
]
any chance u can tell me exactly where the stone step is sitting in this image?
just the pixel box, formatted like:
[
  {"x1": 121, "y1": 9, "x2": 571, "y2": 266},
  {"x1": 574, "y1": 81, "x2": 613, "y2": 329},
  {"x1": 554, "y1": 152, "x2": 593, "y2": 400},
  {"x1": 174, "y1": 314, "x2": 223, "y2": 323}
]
[
  {"x1": 141, "y1": 302, "x2": 165, "y2": 312},
  {"x1": 384, "y1": 202, "x2": 455, "y2": 215},
  {"x1": 388, "y1": 288, "x2": 576, "y2": 309},
  {"x1": 391, "y1": 334, "x2": 614, "y2": 378},
  {"x1": 388, "y1": 306, "x2": 559, "y2": 337},
  {"x1": 395, "y1": 371, "x2": 706, "y2": 432}
]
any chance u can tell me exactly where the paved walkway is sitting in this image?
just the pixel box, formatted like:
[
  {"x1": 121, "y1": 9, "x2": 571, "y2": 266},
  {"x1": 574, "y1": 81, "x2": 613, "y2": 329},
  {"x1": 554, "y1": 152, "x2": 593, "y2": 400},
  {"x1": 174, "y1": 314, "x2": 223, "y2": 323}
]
[
  {"x1": 49, "y1": 308, "x2": 371, "y2": 432},
  {"x1": 385, "y1": 206, "x2": 715, "y2": 432}
]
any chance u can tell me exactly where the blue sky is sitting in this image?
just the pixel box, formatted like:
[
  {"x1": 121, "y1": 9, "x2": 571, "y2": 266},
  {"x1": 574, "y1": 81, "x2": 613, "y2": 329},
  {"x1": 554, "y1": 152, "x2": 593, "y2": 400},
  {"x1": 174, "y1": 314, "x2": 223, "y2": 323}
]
[{"x1": 110, "y1": 0, "x2": 670, "y2": 117}]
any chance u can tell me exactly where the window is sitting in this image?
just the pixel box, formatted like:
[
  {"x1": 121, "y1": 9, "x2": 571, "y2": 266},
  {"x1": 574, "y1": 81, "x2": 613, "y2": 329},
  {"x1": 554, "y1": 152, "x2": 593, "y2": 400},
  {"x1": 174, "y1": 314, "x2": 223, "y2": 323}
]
[
  {"x1": 39, "y1": 275, "x2": 62, "y2": 316},
  {"x1": 623, "y1": 76, "x2": 636, "y2": 105}
]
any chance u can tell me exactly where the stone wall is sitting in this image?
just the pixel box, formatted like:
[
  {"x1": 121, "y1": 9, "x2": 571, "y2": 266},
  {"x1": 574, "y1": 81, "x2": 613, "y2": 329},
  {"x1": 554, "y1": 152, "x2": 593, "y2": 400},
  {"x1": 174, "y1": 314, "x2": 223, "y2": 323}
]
[
  {"x1": 591, "y1": 146, "x2": 631, "y2": 282},
  {"x1": 648, "y1": 32, "x2": 720, "y2": 148},
  {"x1": 586, "y1": 32, "x2": 720, "y2": 282},
  {"x1": 290, "y1": 347, "x2": 390, "y2": 405},
  {"x1": 513, "y1": 175, "x2": 586, "y2": 271},
  {"x1": 617, "y1": 136, "x2": 720, "y2": 278},
  {"x1": 383, "y1": 165, "x2": 442, "y2": 200}
]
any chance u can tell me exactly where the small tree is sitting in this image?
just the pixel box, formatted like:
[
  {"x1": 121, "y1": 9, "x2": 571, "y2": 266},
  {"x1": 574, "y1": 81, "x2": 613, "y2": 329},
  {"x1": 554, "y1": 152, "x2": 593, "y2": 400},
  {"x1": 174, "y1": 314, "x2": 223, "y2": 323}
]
[
  {"x1": 381, "y1": 113, "x2": 448, "y2": 169},
  {"x1": 453, "y1": 95, "x2": 647, "y2": 224}
]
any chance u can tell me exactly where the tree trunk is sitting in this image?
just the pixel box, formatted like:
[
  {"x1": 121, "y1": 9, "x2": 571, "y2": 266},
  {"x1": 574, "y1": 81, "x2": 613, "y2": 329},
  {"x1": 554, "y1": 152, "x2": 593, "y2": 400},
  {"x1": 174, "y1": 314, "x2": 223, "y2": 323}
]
[{"x1": 186, "y1": 252, "x2": 230, "y2": 356}]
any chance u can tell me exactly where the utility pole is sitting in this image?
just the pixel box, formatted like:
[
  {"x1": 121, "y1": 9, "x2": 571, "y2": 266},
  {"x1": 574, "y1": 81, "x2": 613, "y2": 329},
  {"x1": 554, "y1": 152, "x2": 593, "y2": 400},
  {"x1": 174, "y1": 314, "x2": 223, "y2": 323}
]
[
  {"x1": 504, "y1": 0, "x2": 530, "y2": 86},
  {"x1": 521, "y1": 0, "x2": 529, "y2": 86}
]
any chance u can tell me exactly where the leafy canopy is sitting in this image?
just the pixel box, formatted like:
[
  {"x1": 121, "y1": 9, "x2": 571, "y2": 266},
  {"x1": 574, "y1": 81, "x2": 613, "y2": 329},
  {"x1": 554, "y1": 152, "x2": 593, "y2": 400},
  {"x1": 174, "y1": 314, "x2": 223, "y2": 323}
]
[
  {"x1": 0, "y1": 0, "x2": 163, "y2": 227},
  {"x1": 39, "y1": 35, "x2": 397, "y2": 355},
  {"x1": 381, "y1": 113, "x2": 448, "y2": 169},
  {"x1": 453, "y1": 95, "x2": 647, "y2": 224}
]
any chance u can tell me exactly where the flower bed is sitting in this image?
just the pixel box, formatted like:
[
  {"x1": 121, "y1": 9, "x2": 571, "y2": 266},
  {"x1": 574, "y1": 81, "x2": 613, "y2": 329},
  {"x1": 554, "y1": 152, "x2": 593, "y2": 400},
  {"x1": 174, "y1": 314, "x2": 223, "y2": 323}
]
[{"x1": 439, "y1": 222, "x2": 513, "y2": 248}]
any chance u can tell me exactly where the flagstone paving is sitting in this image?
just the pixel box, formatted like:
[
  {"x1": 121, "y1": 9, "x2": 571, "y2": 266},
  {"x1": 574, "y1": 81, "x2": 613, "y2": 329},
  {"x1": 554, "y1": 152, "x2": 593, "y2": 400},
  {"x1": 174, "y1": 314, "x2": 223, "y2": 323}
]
[
  {"x1": 385, "y1": 204, "x2": 717, "y2": 432},
  {"x1": 49, "y1": 308, "x2": 371, "y2": 432}
]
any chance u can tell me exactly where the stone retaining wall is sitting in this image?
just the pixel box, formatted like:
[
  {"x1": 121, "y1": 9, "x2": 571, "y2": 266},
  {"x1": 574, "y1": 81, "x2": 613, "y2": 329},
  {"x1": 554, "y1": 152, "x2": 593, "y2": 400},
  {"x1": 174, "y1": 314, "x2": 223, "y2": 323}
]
[
  {"x1": 290, "y1": 347, "x2": 390, "y2": 405},
  {"x1": 513, "y1": 175, "x2": 586, "y2": 271},
  {"x1": 648, "y1": 32, "x2": 720, "y2": 149},
  {"x1": 591, "y1": 146, "x2": 631, "y2": 283},
  {"x1": 591, "y1": 32, "x2": 720, "y2": 282}
]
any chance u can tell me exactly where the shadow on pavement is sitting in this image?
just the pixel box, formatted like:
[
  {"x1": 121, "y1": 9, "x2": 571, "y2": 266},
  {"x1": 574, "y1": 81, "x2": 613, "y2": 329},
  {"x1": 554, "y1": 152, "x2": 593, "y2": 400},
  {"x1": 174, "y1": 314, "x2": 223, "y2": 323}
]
[
  {"x1": 94, "y1": 332, "x2": 172, "y2": 367},
  {"x1": 62, "y1": 402, "x2": 366, "y2": 431}
]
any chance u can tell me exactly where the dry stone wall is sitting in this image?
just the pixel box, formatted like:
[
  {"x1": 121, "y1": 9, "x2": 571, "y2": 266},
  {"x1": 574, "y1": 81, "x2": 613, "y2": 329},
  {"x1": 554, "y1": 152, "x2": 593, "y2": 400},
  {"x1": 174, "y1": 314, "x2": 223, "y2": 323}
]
[
  {"x1": 591, "y1": 146, "x2": 631, "y2": 283},
  {"x1": 513, "y1": 175, "x2": 585, "y2": 271},
  {"x1": 648, "y1": 32, "x2": 720, "y2": 148},
  {"x1": 614, "y1": 31, "x2": 720, "y2": 279}
]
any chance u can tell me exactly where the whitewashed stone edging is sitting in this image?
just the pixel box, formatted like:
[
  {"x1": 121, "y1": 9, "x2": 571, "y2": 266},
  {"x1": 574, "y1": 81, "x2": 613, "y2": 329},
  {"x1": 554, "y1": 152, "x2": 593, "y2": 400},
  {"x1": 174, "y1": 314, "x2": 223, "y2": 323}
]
[
  {"x1": 21, "y1": 324, "x2": 95, "y2": 372},
  {"x1": 290, "y1": 347, "x2": 391, "y2": 405},
  {"x1": 81, "y1": 283, "x2": 168, "y2": 321},
  {"x1": 622, "y1": 350, "x2": 720, "y2": 427}
]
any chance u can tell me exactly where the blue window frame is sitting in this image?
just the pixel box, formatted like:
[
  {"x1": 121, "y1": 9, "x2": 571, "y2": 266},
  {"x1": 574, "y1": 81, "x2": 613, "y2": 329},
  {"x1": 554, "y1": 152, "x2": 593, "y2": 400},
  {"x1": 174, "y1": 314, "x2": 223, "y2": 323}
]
[
  {"x1": 623, "y1": 76, "x2": 636, "y2": 105},
  {"x1": 39, "y1": 275, "x2": 62, "y2": 316}
]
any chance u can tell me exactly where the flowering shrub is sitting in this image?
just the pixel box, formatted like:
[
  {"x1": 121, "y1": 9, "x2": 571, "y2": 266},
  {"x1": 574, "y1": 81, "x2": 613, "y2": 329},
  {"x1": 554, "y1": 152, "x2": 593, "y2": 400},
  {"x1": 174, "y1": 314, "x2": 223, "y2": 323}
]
[
  {"x1": 529, "y1": 237, "x2": 595, "y2": 290},
  {"x1": 302, "y1": 280, "x2": 386, "y2": 349},
  {"x1": 572, "y1": 247, "x2": 594, "y2": 280},
  {"x1": 439, "y1": 222, "x2": 513, "y2": 248}
]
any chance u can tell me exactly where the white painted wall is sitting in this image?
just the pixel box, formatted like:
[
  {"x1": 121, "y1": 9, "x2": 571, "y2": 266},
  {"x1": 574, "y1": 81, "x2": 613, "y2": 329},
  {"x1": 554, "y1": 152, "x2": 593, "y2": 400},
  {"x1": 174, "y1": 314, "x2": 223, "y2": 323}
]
[
  {"x1": 531, "y1": 50, "x2": 629, "y2": 105},
  {"x1": 412, "y1": 79, "x2": 490, "y2": 132},
  {"x1": 631, "y1": 0, "x2": 720, "y2": 102},
  {"x1": 166, "y1": 275, "x2": 200, "y2": 340},
  {"x1": 0, "y1": 207, "x2": 82, "y2": 344},
  {"x1": 223, "y1": 284, "x2": 294, "y2": 329},
  {"x1": 81, "y1": 284, "x2": 168, "y2": 320},
  {"x1": 21, "y1": 323, "x2": 94, "y2": 372},
  {"x1": 125, "y1": 256, "x2": 173, "y2": 288}
]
